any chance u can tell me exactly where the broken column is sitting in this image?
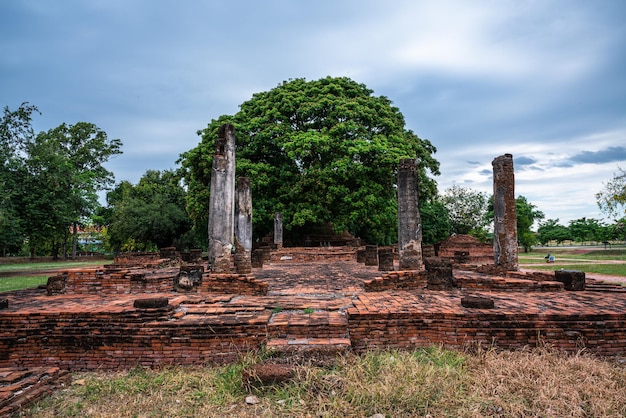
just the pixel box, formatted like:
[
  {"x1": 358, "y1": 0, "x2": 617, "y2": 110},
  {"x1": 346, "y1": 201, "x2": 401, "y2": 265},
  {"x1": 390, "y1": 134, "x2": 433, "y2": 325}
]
[
  {"x1": 207, "y1": 123, "x2": 236, "y2": 273},
  {"x1": 365, "y1": 244, "x2": 378, "y2": 266},
  {"x1": 397, "y1": 158, "x2": 423, "y2": 270},
  {"x1": 378, "y1": 248, "x2": 395, "y2": 271},
  {"x1": 492, "y1": 153, "x2": 518, "y2": 271},
  {"x1": 234, "y1": 177, "x2": 253, "y2": 274},
  {"x1": 274, "y1": 212, "x2": 283, "y2": 248}
]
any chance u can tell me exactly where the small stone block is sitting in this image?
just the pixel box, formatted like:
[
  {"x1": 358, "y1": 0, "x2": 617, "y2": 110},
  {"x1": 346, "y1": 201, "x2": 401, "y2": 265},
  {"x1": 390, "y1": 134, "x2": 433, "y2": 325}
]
[
  {"x1": 133, "y1": 297, "x2": 169, "y2": 309},
  {"x1": 461, "y1": 295, "x2": 495, "y2": 309},
  {"x1": 554, "y1": 270, "x2": 586, "y2": 291}
]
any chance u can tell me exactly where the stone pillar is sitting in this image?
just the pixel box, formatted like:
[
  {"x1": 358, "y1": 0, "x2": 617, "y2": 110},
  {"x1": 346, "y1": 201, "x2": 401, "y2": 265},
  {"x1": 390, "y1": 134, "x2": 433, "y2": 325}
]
[
  {"x1": 234, "y1": 177, "x2": 252, "y2": 274},
  {"x1": 492, "y1": 154, "x2": 518, "y2": 271},
  {"x1": 555, "y1": 270, "x2": 586, "y2": 291},
  {"x1": 424, "y1": 257, "x2": 455, "y2": 290},
  {"x1": 378, "y1": 248, "x2": 395, "y2": 271},
  {"x1": 397, "y1": 158, "x2": 422, "y2": 270},
  {"x1": 207, "y1": 123, "x2": 236, "y2": 273},
  {"x1": 251, "y1": 249, "x2": 264, "y2": 268},
  {"x1": 274, "y1": 212, "x2": 283, "y2": 248},
  {"x1": 365, "y1": 244, "x2": 378, "y2": 266}
]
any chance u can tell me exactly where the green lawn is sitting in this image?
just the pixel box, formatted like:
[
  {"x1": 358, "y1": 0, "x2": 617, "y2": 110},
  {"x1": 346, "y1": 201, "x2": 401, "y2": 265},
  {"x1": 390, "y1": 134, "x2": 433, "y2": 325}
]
[
  {"x1": 0, "y1": 275, "x2": 49, "y2": 292},
  {"x1": 0, "y1": 259, "x2": 111, "y2": 273},
  {"x1": 0, "y1": 259, "x2": 111, "y2": 293}
]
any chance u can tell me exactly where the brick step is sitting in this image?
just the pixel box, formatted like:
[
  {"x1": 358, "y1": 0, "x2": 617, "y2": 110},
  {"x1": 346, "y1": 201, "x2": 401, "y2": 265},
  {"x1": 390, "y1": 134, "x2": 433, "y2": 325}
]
[
  {"x1": 0, "y1": 367, "x2": 70, "y2": 416},
  {"x1": 586, "y1": 283, "x2": 626, "y2": 292},
  {"x1": 266, "y1": 337, "x2": 352, "y2": 355},
  {"x1": 267, "y1": 311, "x2": 349, "y2": 339}
]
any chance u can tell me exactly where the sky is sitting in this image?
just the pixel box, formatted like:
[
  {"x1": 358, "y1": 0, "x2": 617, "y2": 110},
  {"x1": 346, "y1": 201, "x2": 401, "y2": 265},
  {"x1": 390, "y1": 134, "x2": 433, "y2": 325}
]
[{"x1": 1, "y1": 0, "x2": 625, "y2": 226}]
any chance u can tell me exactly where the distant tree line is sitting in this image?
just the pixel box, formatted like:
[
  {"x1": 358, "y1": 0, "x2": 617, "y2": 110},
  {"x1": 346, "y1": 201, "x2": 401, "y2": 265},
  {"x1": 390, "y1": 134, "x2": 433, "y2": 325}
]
[{"x1": 537, "y1": 217, "x2": 626, "y2": 246}]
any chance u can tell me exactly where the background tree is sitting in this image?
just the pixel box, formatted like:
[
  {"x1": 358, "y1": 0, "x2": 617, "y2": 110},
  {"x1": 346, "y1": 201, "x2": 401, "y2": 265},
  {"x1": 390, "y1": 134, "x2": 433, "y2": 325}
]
[
  {"x1": 106, "y1": 170, "x2": 193, "y2": 252},
  {"x1": 568, "y1": 217, "x2": 609, "y2": 245},
  {"x1": 0, "y1": 103, "x2": 39, "y2": 255},
  {"x1": 537, "y1": 219, "x2": 571, "y2": 245},
  {"x1": 420, "y1": 199, "x2": 451, "y2": 244},
  {"x1": 180, "y1": 77, "x2": 440, "y2": 245},
  {"x1": 0, "y1": 103, "x2": 121, "y2": 257},
  {"x1": 35, "y1": 122, "x2": 122, "y2": 257},
  {"x1": 439, "y1": 185, "x2": 490, "y2": 238},
  {"x1": 596, "y1": 167, "x2": 626, "y2": 219},
  {"x1": 515, "y1": 196, "x2": 545, "y2": 252}
]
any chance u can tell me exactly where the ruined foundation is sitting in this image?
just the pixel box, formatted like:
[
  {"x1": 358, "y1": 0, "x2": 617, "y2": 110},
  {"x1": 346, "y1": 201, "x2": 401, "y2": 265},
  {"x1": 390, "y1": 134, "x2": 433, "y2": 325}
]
[{"x1": 2, "y1": 249, "x2": 626, "y2": 375}]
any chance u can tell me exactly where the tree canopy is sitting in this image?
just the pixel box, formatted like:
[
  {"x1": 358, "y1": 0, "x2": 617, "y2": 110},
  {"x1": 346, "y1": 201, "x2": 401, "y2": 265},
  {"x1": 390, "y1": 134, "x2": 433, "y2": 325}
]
[
  {"x1": 105, "y1": 170, "x2": 193, "y2": 251},
  {"x1": 596, "y1": 167, "x2": 626, "y2": 219},
  {"x1": 440, "y1": 185, "x2": 490, "y2": 237},
  {"x1": 180, "y1": 77, "x2": 440, "y2": 244},
  {"x1": 0, "y1": 103, "x2": 122, "y2": 257}
]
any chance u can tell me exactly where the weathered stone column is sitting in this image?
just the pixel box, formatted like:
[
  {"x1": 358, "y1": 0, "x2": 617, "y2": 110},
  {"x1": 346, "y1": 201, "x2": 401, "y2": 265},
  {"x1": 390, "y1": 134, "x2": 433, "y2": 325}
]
[
  {"x1": 378, "y1": 248, "x2": 394, "y2": 271},
  {"x1": 365, "y1": 244, "x2": 378, "y2": 266},
  {"x1": 492, "y1": 153, "x2": 518, "y2": 271},
  {"x1": 397, "y1": 158, "x2": 422, "y2": 270},
  {"x1": 234, "y1": 177, "x2": 252, "y2": 274},
  {"x1": 207, "y1": 123, "x2": 236, "y2": 273},
  {"x1": 274, "y1": 212, "x2": 283, "y2": 248}
]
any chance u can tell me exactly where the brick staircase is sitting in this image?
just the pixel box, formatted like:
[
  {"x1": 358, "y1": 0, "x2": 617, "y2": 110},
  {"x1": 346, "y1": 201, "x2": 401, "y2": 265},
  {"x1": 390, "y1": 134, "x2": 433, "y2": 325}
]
[
  {"x1": 0, "y1": 367, "x2": 70, "y2": 416},
  {"x1": 266, "y1": 310, "x2": 351, "y2": 355}
]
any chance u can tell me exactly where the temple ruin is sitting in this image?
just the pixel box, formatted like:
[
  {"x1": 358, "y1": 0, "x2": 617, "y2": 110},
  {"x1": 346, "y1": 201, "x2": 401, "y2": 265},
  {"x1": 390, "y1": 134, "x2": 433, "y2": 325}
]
[{"x1": 2, "y1": 147, "x2": 626, "y2": 414}]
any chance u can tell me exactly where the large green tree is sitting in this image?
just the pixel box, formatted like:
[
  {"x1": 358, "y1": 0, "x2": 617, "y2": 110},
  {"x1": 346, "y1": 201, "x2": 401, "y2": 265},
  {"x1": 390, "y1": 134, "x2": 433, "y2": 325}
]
[
  {"x1": 35, "y1": 122, "x2": 122, "y2": 257},
  {"x1": 180, "y1": 77, "x2": 440, "y2": 244},
  {"x1": 106, "y1": 170, "x2": 193, "y2": 251},
  {"x1": 1, "y1": 103, "x2": 122, "y2": 257},
  {"x1": 0, "y1": 103, "x2": 39, "y2": 255}
]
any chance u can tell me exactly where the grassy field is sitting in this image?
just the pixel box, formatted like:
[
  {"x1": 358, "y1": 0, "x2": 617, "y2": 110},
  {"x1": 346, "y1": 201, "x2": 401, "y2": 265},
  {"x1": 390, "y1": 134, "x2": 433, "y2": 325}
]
[
  {"x1": 21, "y1": 346, "x2": 626, "y2": 417},
  {"x1": 0, "y1": 275, "x2": 49, "y2": 292},
  {"x1": 0, "y1": 259, "x2": 111, "y2": 293},
  {"x1": 519, "y1": 247, "x2": 626, "y2": 277}
]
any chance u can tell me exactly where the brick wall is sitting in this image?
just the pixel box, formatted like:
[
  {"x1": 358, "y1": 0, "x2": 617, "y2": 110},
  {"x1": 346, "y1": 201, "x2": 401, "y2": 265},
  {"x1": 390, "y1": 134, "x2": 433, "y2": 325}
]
[
  {"x1": 0, "y1": 302, "x2": 269, "y2": 370},
  {"x1": 270, "y1": 247, "x2": 357, "y2": 263},
  {"x1": 200, "y1": 273, "x2": 268, "y2": 295},
  {"x1": 347, "y1": 291, "x2": 626, "y2": 356}
]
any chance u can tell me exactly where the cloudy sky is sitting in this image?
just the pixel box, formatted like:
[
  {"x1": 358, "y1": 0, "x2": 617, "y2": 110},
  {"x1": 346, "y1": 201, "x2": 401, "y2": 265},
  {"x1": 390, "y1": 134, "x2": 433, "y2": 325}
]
[{"x1": 2, "y1": 1, "x2": 625, "y2": 225}]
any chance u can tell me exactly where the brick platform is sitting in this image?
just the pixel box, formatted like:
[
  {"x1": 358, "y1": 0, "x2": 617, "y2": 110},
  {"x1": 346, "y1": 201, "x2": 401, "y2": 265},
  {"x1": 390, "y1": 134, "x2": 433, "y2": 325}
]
[{"x1": 2, "y1": 258, "x2": 626, "y2": 374}]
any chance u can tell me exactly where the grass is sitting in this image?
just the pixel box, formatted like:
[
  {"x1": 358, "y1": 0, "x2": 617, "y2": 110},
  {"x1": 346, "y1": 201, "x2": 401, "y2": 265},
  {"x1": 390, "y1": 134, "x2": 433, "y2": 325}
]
[
  {"x1": 0, "y1": 259, "x2": 111, "y2": 293},
  {"x1": 20, "y1": 346, "x2": 626, "y2": 417},
  {"x1": 0, "y1": 259, "x2": 111, "y2": 273},
  {"x1": 0, "y1": 275, "x2": 49, "y2": 292},
  {"x1": 519, "y1": 247, "x2": 626, "y2": 277}
]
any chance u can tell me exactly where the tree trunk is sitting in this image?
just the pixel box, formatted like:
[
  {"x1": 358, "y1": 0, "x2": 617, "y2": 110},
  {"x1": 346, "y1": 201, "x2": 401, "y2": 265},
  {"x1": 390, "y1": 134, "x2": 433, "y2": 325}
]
[{"x1": 71, "y1": 222, "x2": 78, "y2": 260}]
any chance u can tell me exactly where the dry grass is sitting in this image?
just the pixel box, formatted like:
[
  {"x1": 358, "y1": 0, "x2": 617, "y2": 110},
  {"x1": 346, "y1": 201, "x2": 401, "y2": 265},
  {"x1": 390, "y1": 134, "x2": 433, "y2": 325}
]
[{"x1": 21, "y1": 345, "x2": 626, "y2": 417}]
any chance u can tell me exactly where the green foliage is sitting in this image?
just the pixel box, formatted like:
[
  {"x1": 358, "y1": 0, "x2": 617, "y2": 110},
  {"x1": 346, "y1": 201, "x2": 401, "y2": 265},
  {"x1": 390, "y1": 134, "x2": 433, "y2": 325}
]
[
  {"x1": 420, "y1": 199, "x2": 451, "y2": 244},
  {"x1": 180, "y1": 77, "x2": 439, "y2": 244},
  {"x1": 516, "y1": 196, "x2": 545, "y2": 252},
  {"x1": 0, "y1": 103, "x2": 122, "y2": 257},
  {"x1": 596, "y1": 167, "x2": 626, "y2": 219},
  {"x1": 537, "y1": 219, "x2": 572, "y2": 245},
  {"x1": 106, "y1": 170, "x2": 194, "y2": 251},
  {"x1": 440, "y1": 185, "x2": 490, "y2": 237}
]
